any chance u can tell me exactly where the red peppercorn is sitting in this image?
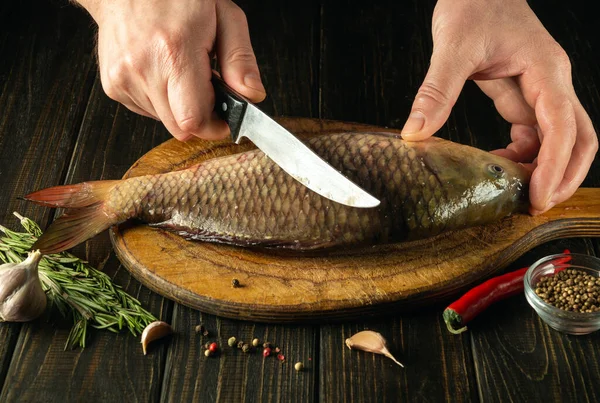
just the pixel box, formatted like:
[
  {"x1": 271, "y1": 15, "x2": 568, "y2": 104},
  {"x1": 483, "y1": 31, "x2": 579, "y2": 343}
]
[
  {"x1": 263, "y1": 347, "x2": 271, "y2": 357},
  {"x1": 209, "y1": 342, "x2": 218, "y2": 353},
  {"x1": 277, "y1": 353, "x2": 285, "y2": 362}
]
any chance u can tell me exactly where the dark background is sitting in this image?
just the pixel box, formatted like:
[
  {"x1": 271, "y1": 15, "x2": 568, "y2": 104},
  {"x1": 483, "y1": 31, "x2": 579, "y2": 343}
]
[{"x1": 0, "y1": 0, "x2": 599, "y2": 401}]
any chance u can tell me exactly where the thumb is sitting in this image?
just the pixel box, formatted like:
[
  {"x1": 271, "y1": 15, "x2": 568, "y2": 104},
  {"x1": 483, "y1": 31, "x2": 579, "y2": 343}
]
[
  {"x1": 216, "y1": 2, "x2": 266, "y2": 103},
  {"x1": 401, "y1": 50, "x2": 473, "y2": 140}
]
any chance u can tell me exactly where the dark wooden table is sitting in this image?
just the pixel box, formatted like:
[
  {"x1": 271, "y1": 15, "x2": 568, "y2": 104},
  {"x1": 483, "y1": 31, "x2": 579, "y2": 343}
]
[{"x1": 1, "y1": 0, "x2": 599, "y2": 401}]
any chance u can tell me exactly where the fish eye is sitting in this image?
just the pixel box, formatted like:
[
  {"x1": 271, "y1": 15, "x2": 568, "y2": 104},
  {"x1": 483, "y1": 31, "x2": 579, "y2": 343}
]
[{"x1": 487, "y1": 164, "x2": 505, "y2": 177}]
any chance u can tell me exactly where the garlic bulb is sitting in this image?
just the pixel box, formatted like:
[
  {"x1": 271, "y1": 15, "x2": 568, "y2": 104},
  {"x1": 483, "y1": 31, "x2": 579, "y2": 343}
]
[{"x1": 0, "y1": 250, "x2": 47, "y2": 322}]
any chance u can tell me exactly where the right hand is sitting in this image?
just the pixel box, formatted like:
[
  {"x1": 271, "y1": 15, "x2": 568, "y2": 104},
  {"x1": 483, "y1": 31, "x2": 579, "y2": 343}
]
[{"x1": 78, "y1": 0, "x2": 266, "y2": 141}]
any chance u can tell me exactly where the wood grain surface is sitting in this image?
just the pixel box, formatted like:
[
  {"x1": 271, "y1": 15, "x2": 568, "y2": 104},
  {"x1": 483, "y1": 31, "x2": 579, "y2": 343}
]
[
  {"x1": 110, "y1": 117, "x2": 600, "y2": 322},
  {"x1": 2, "y1": 0, "x2": 600, "y2": 402}
]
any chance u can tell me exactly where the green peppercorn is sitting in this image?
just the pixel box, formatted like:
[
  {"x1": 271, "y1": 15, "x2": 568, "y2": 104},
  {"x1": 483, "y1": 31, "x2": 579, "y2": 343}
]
[
  {"x1": 294, "y1": 362, "x2": 304, "y2": 371},
  {"x1": 228, "y1": 337, "x2": 237, "y2": 347},
  {"x1": 252, "y1": 338, "x2": 260, "y2": 347}
]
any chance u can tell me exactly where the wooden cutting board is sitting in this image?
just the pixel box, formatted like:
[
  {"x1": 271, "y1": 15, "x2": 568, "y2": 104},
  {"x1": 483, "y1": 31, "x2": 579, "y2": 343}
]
[{"x1": 109, "y1": 117, "x2": 600, "y2": 323}]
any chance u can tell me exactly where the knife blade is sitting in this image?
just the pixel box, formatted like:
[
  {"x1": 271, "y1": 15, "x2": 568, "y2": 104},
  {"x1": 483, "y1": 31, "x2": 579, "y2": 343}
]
[{"x1": 211, "y1": 73, "x2": 380, "y2": 208}]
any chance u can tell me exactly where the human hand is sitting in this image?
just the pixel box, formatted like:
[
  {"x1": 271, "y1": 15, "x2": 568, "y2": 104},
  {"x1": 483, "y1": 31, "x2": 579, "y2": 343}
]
[
  {"x1": 77, "y1": 0, "x2": 266, "y2": 141},
  {"x1": 401, "y1": 0, "x2": 598, "y2": 215}
]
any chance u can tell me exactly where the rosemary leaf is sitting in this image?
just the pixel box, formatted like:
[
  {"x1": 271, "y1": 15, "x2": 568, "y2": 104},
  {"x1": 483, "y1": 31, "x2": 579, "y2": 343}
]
[{"x1": 1, "y1": 213, "x2": 158, "y2": 350}]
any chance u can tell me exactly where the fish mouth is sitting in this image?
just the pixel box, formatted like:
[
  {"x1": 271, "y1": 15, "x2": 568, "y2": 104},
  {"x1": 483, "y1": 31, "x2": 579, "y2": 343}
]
[{"x1": 512, "y1": 181, "x2": 531, "y2": 213}]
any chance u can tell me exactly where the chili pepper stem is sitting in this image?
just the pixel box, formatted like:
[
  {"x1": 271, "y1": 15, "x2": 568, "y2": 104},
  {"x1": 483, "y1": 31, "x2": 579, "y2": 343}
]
[{"x1": 442, "y1": 309, "x2": 467, "y2": 334}]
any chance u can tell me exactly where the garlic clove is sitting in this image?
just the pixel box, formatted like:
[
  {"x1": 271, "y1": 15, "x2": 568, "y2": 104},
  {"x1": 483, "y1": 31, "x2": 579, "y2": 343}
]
[
  {"x1": 0, "y1": 250, "x2": 47, "y2": 323},
  {"x1": 345, "y1": 330, "x2": 404, "y2": 367},
  {"x1": 141, "y1": 321, "x2": 173, "y2": 355}
]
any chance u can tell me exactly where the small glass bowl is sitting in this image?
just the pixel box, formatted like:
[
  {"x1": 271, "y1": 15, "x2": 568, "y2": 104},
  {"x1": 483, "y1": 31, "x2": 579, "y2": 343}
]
[{"x1": 524, "y1": 253, "x2": 600, "y2": 335}]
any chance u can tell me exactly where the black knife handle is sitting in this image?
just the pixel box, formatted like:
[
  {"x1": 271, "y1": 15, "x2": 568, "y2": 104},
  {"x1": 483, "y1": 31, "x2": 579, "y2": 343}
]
[{"x1": 211, "y1": 73, "x2": 248, "y2": 142}]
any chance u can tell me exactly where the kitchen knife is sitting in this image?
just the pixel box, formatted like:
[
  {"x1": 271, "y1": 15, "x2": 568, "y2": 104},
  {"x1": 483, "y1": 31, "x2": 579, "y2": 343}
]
[{"x1": 211, "y1": 73, "x2": 380, "y2": 208}]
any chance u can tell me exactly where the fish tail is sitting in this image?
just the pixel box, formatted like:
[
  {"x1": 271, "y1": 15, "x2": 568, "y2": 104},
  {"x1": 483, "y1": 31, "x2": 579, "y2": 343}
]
[
  {"x1": 24, "y1": 181, "x2": 121, "y2": 254},
  {"x1": 24, "y1": 180, "x2": 119, "y2": 208}
]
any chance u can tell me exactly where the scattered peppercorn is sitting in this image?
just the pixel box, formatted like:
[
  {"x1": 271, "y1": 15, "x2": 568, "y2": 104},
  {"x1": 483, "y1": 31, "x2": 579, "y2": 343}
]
[
  {"x1": 204, "y1": 349, "x2": 212, "y2": 357},
  {"x1": 535, "y1": 269, "x2": 600, "y2": 313},
  {"x1": 232, "y1": 278, "x2": 240, "y2": 288},
  {"x1": 204, "y1": 342, "x2": 211, "y2": 350},
  {"x1": 195, "y1": 324, "x2": 209, "y2": 336},
  {"x1": 294, "y1": 362, "x2": 304, "y2": 371},
  {"x1": 263, "y1": 347, "x2": 272, "y2": 357},
  {"x1": 209, "y1": 342, "x2": 218, "y2": 353},
  {"x1": 263, "y1": 342, "x2": 271, "y2": 349},
  {"x1": 252, "y1": 338, "x2": 260, "y2": 347},
  {"x1": 277, "y1": 353, "x2": 285, "y2": 362},
  {"x1": 228, "y1": 337, "x2": 237, "y2": 347},
  {"x1": 242, "y1": 343, "x2": 251, "y2": 353},
  {"x1": 274, "y1": 347, "x2": 281, "y2": 353},
  {"x1": 237, "y1": 341, "x2": 244, "y2": 349}
]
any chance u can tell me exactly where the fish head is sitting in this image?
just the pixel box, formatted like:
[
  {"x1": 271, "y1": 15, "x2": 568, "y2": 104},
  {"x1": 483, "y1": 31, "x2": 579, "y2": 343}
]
[{"x1": 420, "y1": 138, "x2": 531, "y2": 226}]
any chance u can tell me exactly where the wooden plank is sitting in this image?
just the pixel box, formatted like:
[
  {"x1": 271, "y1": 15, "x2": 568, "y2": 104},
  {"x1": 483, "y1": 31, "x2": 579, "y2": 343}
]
[
  {"x1": 161, "y1": 305, "x2": 317, "y2": 402},
  {"x1": 0, "y1": 0, "x2": 96, "y2": 397},
  {"x1": 158, "y1": 1, "x2": 321, "y2": 401},
  {"x1": 247, "y1": 5, "x2": 318, "y2": 118},
  {"x1": 320, "y1": 314, "x2": 478, "y2": 402},
  {"x1": 0, "y1": 73, "x2": 175, "y2": 400},
  {"x1": 317, "y1": 0, "x2": 480, "y2": 401},
  {"x1": 465, "y1": 0, "x2": 600, "y2": 400}
]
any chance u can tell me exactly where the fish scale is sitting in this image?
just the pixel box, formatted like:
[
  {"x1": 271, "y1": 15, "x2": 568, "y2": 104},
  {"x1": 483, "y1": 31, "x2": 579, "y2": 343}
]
[{"x1": 26, "y1": 132, "x2": 530, "y2": 254}]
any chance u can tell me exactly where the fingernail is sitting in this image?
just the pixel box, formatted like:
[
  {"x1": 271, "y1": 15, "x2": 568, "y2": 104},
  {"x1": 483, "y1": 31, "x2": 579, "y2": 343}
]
[
  {"x1": 401, "y1": 112, "x2": 425, "y2": 136},
  {"x1": 243, "y1": 73, "x2": 265, "y2": 93}
]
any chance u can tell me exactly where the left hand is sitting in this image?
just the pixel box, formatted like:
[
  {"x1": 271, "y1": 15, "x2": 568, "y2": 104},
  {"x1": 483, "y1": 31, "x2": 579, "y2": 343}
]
[{"x1": 401, "y1": 0, "x2": 598, "y2": 215}]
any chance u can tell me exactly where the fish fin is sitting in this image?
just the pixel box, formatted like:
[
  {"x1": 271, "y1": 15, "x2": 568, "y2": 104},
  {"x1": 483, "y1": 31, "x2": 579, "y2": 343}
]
[
  {"x1": 151, "y1": 223, "x2": 340, "y2": 251},
  {"x1": 24, "y1": 181, "x2": 120, "y2": 208},
  {"x1": 31, "y1": 203, "x2": 119, "y2": 254}
]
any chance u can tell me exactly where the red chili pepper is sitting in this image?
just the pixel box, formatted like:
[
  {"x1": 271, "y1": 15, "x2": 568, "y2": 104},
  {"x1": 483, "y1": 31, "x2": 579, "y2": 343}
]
[{"x1": 443, "y1": 249, "x2": 571, "y2": 334}]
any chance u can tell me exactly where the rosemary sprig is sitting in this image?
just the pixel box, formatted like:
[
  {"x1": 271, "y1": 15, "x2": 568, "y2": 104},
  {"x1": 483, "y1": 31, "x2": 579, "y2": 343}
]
[{"x1": 0, "y1": 212, "x2": 157, "y2": 350}]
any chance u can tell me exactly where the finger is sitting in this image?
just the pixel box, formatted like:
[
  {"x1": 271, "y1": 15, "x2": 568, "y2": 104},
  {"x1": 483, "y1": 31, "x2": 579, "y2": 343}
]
[
  {"x1": 544, "y1": 100, "x2": 598, "y2": 209},
  {"x1": 148, "y1": 80, "x2": 196, "y2": 142},
  {"x1": 121, "y1": 101, "x2": 157, "y2": 119},
  {"x1": 401, "y1": 47, "x2": 474, "y2": 140},
  {"x1": 490, "y1": 124, "x2": 540, "y2": 162},
  {"x1": 167, "y1": 50, "x2": 229, "y2": 141},
  {"x1": 216, "y1": 1, "x2": 266, "y2": 103},
  {"x1": 475, "y1": 78, "x2": 536, "y2": 125},
  {"x1": 127, "y1": 89, "x2": 160, "y2": 119},
  {"x1": 528, "y1": 92, "x2": 577, "y2": 212},
  {"x1": 124, "y1": 91, "x2": 161, "y2": 120},
  {"x1": 100, "y1": 65, "x2": 160, "y2": 120}
]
